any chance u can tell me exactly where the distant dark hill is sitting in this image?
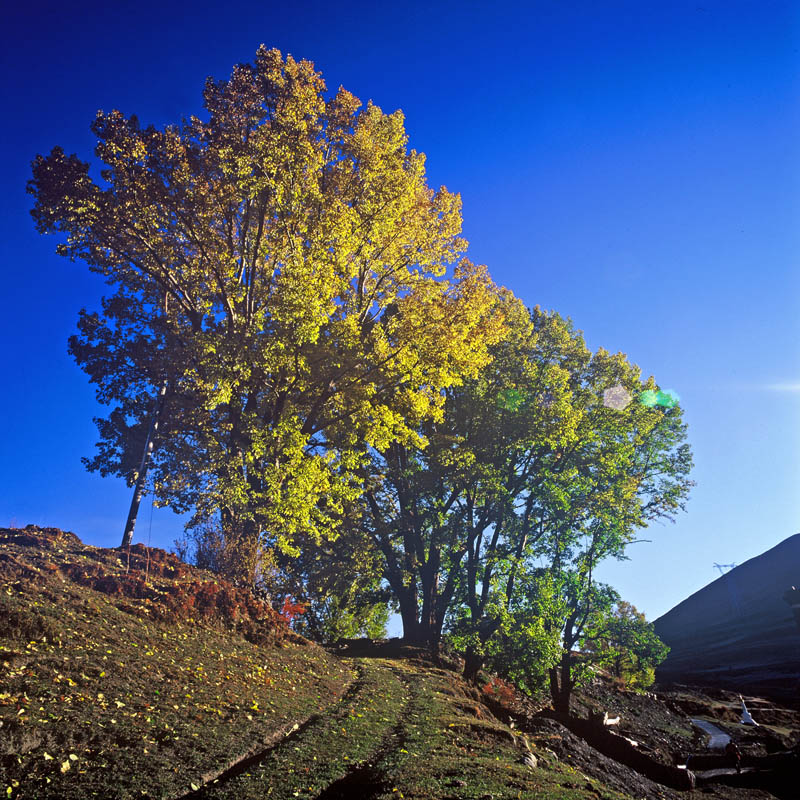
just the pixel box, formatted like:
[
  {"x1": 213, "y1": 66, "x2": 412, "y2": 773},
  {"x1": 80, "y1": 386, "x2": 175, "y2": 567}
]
[{"x1": 654, "y1": 534, "x2": 800, "y2": 703}]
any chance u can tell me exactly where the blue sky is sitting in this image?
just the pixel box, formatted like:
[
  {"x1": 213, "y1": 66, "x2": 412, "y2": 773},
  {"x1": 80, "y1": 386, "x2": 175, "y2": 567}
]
[{"x1": 2, "y1": 0, "x2": 798, "y2": 621}]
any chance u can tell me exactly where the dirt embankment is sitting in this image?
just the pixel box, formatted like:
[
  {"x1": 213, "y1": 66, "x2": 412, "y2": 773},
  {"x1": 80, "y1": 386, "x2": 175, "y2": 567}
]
[{"x1": 0, "y1": 525, "x2": 300, "y2": 645}]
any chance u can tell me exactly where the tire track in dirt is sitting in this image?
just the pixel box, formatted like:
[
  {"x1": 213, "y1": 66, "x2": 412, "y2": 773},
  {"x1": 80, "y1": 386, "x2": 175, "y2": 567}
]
[
  {"x1": 171, "y1": 663, "x2": 364, "y2": 800},
  {"x1": 314, "y1": 661, "x2": 419, "y2": 800}
]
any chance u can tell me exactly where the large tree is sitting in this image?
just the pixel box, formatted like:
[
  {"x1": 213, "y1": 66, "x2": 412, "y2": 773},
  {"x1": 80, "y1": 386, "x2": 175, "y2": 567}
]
[
  {"x1": 363, "y1": 306, "x2": 693, "y2": 680},
  {"x1": 29, "y1": 47, "x2": 507, "y2": 549}
]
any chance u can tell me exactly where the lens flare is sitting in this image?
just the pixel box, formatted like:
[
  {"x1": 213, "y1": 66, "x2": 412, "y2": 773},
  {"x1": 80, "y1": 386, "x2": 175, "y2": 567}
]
[
  {"x1": 638, "y1": 388, "x2": 680, "y2": 409},
  {"x1": 603, "y1": 385, "x2": 632, "y2": 411},
  {"x1": 639, "y1": 389, "x2": 659, "y2": 408}
]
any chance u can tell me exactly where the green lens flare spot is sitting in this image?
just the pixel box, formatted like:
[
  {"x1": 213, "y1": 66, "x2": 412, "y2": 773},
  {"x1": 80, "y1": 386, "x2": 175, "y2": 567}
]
[
  {"x1": 639, "y1": 389, "x2": 659, "y2": 408},
  {"x1": 657, "y1": 389, "x2": 680, "y2": 408},
  {"x1": 639, "y1": 388, "x2": 680, "y2": 408}
]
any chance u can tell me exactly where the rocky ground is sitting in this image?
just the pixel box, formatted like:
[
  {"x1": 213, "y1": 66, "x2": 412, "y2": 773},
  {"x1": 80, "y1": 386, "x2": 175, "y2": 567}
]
[{"x1": 513, "y1": 674, "x2": 800, "y2": 800}]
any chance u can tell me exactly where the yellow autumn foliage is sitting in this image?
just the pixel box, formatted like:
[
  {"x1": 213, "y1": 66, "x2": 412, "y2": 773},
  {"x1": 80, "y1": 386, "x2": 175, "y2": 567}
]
[{"x1": 30, "y1": 47, "x2": 516, "y2": 550}]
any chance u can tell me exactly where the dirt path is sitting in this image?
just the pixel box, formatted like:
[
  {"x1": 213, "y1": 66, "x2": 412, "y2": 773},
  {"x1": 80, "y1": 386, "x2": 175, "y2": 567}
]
[
  {"x1": 171, "y1": 663, "x2": 363, "y2": 800},
  {"x1": 314, "y1": 663, "x2": 417, "y2": 800},
  {"x1": 183, "y1": 659, "x2": 417, "y2": 800},
  {"x1": 692, "y1": 718, "x2": 732, "y2": 749}
]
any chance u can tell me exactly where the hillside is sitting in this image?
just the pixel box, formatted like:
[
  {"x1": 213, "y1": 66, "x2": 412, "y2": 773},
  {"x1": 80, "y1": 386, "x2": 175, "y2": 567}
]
[
  {"x1": 0, "y1": 526, "x2": 625, "y2": 800},
  {"x1": 654, "y1": 534, "x2": 800, "y2": 701},
  {"x1": 1, "y1": 526, "x2": 797, "y2": 800}
]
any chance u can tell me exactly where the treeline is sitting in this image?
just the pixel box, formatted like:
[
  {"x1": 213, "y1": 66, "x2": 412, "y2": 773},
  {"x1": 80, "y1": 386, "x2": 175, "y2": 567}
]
[{"x1": 29, "y1": 48, "x2": 691, "y2": 712}]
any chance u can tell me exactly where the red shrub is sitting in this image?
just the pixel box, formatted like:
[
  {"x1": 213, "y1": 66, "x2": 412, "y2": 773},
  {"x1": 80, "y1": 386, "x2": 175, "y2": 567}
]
[
  {"x1": 279, "y1": 596, "x2": 306, "y2": 623},
  {"x1": 483, "y1": 676, "x2": 516, "y2": 708}
]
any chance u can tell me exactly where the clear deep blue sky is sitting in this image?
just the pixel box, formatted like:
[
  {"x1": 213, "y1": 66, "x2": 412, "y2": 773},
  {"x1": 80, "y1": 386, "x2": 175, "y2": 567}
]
[{"x1": 2, "y1": 0, "x2": 798, "y2": 621}]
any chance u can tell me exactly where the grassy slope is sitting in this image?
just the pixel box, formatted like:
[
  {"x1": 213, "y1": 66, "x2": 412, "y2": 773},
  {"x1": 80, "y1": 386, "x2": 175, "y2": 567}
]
[{"x1": 1, "y1": 527, "x2": 635, "y2": 800}]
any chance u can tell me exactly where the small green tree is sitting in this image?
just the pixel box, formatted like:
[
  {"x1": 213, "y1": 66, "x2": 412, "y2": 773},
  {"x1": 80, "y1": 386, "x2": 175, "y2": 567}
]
[
  {"x1": 476, "y1": 571, "x2": 666, "y2": 704},
  {"x1": 480, "y1": 569, "x2": 566, "y2": 699},
  {"x1": 537, "y1": 573, "x2": 669, "y2": 712},
  {"x1": 544, "y1": 572, "x2": 620, "y2": 714},
  {"x1": 583, "y1": 600, "x2": 669, "y2": 689}
]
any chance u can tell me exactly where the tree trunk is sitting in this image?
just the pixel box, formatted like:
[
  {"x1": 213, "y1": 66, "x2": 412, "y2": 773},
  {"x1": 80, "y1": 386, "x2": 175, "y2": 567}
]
[
  {"x1": 418, "y1": 556, "x2": 441, "y2": 648},
  {"x1": 549, "y1": 654, "x2": 573, "y2": 715},
  {"x1": 400, "y1": 613, "x2": 442, "y2": 649},
  {"x1": 120, "y1": 381, "x2": 168, "y2": 548},
  {"x1": 463, "y1": 646, "x2": 485, "y2": 684},
  {"x1": 402, "y1": 618, "x2": 437, "y2": 647},
  {"x1": 395, "y1": 584, "x2": 424, "y2": 644}
]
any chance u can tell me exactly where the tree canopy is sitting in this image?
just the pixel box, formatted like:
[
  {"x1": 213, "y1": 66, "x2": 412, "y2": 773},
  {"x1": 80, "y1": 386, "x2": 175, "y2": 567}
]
[
  {"x1": 363, "y1": 306, "x2": 693, "y2": 684},
  {"x1": 29, "y1": 47, "x2": 508, "y2": 550}
]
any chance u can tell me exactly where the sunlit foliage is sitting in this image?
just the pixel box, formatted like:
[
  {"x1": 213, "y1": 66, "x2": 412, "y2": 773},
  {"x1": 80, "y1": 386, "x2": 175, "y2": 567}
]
[{"x1": 29, "y1": 47, "x2": 508, "y2": 550}]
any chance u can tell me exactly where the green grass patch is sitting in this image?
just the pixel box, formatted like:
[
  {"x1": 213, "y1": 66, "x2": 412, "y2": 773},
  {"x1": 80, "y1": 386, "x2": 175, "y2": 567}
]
[
  {"x1": 197, "y1": 658, "x2": 410, "y2": 799},
  {"x1": 367, "y1": 663, "x2": 632, "y2": 800}
]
